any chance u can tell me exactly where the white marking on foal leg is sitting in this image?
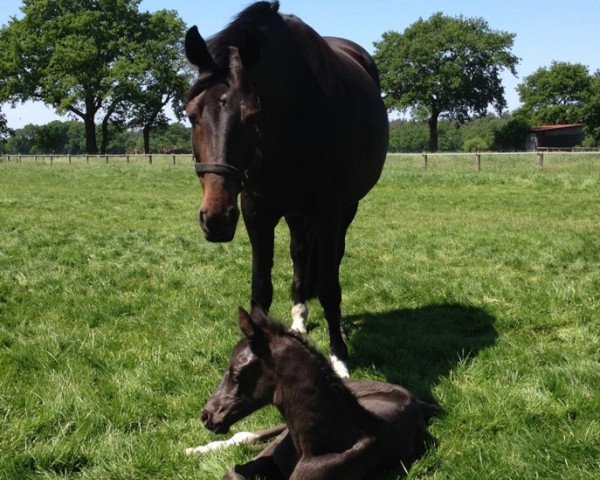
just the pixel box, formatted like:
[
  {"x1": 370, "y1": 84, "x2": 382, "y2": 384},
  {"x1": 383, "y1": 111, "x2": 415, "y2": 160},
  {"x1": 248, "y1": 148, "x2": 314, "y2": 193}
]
[
  {"x1": 185, "y1": 431, "x2": 261, "y2": 455},
  {"x1": 290, "y1": 303, "x2": 308, "y2": 335},
  {"x1": 330, "y1": 354, "x2": 350, "y2": 378}
]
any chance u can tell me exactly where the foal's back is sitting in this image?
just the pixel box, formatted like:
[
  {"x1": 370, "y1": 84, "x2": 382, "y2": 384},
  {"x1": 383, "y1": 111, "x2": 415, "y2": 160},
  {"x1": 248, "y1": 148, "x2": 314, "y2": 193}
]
[{"x1": 346, "y1": 379, "x2": 432, "y2": 467}]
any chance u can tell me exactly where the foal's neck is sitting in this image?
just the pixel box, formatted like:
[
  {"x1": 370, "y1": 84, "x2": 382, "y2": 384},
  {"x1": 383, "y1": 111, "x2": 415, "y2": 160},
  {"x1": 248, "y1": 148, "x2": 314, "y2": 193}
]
[{"x1": 272, "y1": 337, "x2": 371, "y2": 456}]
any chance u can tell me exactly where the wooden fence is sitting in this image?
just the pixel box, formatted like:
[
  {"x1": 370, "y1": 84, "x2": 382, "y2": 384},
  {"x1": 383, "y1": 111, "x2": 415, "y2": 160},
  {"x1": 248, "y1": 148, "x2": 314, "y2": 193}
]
[
  {"x1": 0, "y1": 153, "x2": 194, "y2": 165},
  {"x1": 387, "y1": 151, "x2": 599, "y2": 171},
  {"x1": 1, "y1": 151, "x2": 599, "y2": 171}
]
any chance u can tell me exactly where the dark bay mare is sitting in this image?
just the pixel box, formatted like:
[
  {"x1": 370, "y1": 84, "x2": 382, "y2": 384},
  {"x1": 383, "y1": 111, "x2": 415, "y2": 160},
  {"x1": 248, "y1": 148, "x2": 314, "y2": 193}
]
[
  {"x1": 198, "y1": 307, "x2": 439, "y2": 479},
  {"x1": 184, "y1": 1, "x2": 388, "y2": 376}
]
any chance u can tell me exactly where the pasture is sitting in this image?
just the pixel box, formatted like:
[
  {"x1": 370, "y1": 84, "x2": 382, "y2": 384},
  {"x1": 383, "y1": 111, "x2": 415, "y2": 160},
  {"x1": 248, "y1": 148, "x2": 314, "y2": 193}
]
[{"x1": 0, "y1": 155, "x2": 599, "y2": 479}]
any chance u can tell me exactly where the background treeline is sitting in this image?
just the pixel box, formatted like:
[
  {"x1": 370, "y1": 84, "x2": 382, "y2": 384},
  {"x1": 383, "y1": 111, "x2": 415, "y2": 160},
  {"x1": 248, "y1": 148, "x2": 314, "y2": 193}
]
[
  {"x1": 389, "y1": 115, "x2": 531, "y2": 153},
  {"x1": 1, "y1": 115, "x2": 530, "y2": 155},
  {"x1": 0, "y1": 121, "x2": 190, "y2": 155}
]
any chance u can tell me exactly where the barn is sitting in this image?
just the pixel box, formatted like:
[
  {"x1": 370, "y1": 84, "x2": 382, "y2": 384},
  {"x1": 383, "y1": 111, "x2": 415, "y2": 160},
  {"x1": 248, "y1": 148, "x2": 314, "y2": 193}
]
[{"x1": 525, "y1": 123, "x2": 585, "y2": 151}]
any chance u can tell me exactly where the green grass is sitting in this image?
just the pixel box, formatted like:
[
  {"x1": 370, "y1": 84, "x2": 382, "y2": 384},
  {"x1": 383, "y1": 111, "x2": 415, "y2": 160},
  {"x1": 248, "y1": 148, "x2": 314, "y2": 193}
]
[{"x1": 1, "y1": 155, "x2": 599, "y2": 479}]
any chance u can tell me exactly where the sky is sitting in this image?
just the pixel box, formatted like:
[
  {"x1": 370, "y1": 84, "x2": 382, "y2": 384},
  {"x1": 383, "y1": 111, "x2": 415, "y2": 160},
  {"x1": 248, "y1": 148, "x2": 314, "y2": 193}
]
[{"x1": 1, "y1": 0, "x2": 600, "y2": 129}]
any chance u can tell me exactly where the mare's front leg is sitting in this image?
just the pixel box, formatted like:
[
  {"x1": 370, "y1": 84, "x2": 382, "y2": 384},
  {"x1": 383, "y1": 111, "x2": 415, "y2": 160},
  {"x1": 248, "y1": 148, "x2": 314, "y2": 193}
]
[{"x1": 241, "y1": 192, "x2": 279, "y2": 311}]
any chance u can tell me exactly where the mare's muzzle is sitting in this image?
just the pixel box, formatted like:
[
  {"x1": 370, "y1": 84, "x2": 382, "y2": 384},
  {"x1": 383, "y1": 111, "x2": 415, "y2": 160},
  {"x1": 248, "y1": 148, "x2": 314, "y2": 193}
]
[{"x1": 195, "y1": 162, "x2": 245, "y2": 242}]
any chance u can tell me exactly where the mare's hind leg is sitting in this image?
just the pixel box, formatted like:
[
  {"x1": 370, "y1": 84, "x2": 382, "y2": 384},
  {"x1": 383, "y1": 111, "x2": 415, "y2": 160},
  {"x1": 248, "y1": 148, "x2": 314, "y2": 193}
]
[
  {"x1": 321, "y1": 201, "x2": 358, "y2": 378},
  {"x1": 285, "y1": 214, "x2": 314, "y2": 334},
  {"x1": 311, "y1": 201, "x2": 357, "y2": 377}
]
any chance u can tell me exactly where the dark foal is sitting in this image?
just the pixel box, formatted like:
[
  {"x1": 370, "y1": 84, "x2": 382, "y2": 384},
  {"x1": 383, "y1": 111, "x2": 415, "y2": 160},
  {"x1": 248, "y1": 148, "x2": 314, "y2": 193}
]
[{"x1": 198, "y1": 308, "x2": 440, "y2": 479}]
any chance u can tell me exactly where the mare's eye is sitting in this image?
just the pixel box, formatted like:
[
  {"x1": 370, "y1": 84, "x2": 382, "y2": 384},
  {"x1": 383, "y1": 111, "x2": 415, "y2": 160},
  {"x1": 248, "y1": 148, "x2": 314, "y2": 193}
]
[
  {"x1": 187, "y1": 114, "x2": 197, "y2": 125},
  {"x1": 219, "y1": 94, "x2": 228, "y2": 107}
]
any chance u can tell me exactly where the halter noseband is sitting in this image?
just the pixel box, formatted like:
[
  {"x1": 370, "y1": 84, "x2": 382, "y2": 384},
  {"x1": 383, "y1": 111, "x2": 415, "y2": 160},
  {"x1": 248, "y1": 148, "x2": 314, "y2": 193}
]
[{"x1": 194, "y1": 160, "x2": 248, "y2": 189}]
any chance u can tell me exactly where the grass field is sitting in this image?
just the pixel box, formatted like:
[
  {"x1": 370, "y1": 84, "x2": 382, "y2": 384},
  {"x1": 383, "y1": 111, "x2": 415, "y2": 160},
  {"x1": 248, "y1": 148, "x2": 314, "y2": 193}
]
[{"x1": 1, "y1": 155, "x2": 599, "y2": 479}]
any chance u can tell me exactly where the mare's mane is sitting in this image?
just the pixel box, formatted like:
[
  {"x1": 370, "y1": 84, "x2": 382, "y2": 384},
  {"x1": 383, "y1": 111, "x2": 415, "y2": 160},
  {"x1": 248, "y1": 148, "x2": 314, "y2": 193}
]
[
  {"x1": 185, "y1": 1, "x2": 281, "y2": 102},
  {"x1": 207, "y1": 1, "x2": 281, "y2": 69}
]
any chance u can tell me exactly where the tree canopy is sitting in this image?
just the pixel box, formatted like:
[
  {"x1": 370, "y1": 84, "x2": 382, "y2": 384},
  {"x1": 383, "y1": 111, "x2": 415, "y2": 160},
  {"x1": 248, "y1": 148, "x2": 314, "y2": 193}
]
[
  {"x1": 514, "y1": 62, "x2": 600, "y2": 146},
  {"x1": 0, "y1": 0, "x2": 190, "y2": 154},
  {"x1": 374, "y1": 13, "x2": 519, "y2": 151},
  {"x1": 0, "y1": 109, "x2": 12, "y2": 140},
  {"x1": 515, "y1": 61, "x2": 592, "y2": 125}
]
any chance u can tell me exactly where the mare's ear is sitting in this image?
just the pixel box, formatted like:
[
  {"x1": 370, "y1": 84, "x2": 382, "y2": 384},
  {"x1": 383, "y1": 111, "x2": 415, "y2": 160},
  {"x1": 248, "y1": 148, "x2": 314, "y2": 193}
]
[{"x1": 185, "y1": 26, "x2": 217, "y2": 72}]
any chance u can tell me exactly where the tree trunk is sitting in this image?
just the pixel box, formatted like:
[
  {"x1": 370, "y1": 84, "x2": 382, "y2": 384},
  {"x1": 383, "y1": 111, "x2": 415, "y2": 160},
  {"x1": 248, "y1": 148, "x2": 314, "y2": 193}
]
[
  {"x1": 143, "y1": 125, "x2": 151, "y2": 154},
  {"x1": 428, "y1": 112, "x2": 439, "y2": 152},
  {"x1": 84, "y1": 113, "x2": 98, "y2": 154},
  {"x1": 100, "y1": 114, "x2": 111, "y2": 155}
]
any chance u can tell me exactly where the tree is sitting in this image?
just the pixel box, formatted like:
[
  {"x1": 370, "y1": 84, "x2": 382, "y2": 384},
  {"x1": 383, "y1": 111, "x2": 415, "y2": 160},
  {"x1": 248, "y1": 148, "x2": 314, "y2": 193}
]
[
  {"x1": 0, "y1": 0, "x2": 188, "y2": 154},
  {"x1": 117, "y1": 10, "x2": 191, "y2": 153},
  {"x1": 583, "y1": 71, "x2": 600, "y2": 145},
  {"x1": 374, "y1": 13, "x2": 519, "y2": 151},
  {"x1": 515, "y1": 62, "x2": 592, "y2": 126},
  {"x1": 0, "y1": 109, "x2": 12, "y2": 141}
]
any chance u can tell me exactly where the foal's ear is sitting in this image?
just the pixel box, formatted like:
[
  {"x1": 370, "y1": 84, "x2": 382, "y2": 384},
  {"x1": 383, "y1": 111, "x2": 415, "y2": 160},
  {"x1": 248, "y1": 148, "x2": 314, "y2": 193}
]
[
  {"x1": 249, "y1": 305, "x2": 269, "y2": 327},
  {"x1": 238, "y1": 307, "x2": 261, "y2": 339}
]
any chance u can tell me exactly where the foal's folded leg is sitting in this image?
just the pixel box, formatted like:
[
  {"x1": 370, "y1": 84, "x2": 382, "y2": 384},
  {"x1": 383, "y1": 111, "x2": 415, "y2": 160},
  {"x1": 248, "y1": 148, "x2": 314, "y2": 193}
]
[{"x1": 225, "y1": 430, "x2": 292, "y2": 480}]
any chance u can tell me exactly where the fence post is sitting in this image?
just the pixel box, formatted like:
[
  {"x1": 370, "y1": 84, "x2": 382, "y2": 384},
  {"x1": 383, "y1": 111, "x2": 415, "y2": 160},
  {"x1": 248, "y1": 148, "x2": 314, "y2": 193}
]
[
  {"x1": 148, "y1": 154, "x2": 152, "y2": 165},
  {"x1": 475, "y1": 153, "x2": 481, "y2": 171},
  {"x1": 86, "y1": 154, "x2": 89, "y2": 164},
  {"x1": 537, "y1": 152, "x2": 544, "y2": 169},
  {"x1": 50, "y1": 155, "x2": 53, "y2": 165},
  {"x1": 68, "y1": 154, "x2": 72, "y2": 164},
  {"x1": 172, "y1": 154, "x2": 176, "y2": 165},
  {"x1": 422, "y1": 153, "x2": 428, "y2": 170}
]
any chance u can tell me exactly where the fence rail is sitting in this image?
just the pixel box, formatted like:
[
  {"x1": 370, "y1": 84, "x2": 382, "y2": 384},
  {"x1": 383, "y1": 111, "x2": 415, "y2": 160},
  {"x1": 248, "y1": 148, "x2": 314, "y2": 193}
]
[
  {"x1": 1, "y1": 151, "x2": 599, "y2": 171},
  {"x1": 0, "y1": 153, "x2": 195, "y2": 165}
]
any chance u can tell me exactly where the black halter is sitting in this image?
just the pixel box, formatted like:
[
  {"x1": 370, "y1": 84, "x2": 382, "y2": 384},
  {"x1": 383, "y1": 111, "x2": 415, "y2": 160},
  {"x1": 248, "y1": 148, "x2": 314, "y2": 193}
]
[{"x1": 194, "y1": 160, "x2": 247, "y2": 189}]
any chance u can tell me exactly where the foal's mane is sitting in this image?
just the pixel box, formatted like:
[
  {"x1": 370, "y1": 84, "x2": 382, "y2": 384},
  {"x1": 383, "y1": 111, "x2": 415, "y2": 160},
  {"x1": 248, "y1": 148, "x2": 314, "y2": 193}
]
[{"x1": 263, "y1": 316, "x2": 361, "y2": 407}]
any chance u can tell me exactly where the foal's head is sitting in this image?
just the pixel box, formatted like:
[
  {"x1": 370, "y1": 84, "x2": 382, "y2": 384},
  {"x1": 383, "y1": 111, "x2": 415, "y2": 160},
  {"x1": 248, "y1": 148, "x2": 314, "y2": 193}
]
[
  {"x1": 184, "y1": 26, "x2": 260, "y2": 242},
  {"x1": 201, "y1": 307, "x2": 278, "y2": 434}
]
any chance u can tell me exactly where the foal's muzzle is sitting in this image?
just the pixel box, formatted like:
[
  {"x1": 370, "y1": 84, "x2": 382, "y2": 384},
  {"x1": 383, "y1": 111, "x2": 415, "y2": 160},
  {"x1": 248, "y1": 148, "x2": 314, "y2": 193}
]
[{"x1": 201, "y1": 407, "x2": 230, "y2": 434}]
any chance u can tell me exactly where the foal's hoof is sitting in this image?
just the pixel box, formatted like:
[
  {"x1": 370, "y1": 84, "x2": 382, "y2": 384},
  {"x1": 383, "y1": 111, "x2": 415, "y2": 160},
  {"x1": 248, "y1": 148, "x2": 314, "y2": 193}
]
[
  {"x1": 330, "y1": 354, "x2": 350, "y2": 378},
  {"x1": 223, "y1": 470, "x2": 245, "y2": 480}
]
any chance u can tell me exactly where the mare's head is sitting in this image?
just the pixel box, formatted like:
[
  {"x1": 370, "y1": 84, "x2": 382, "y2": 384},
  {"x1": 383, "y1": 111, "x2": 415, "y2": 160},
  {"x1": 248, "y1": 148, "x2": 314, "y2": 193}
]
[
  {"x1": 184, "y1": 26, "x2": 260, "y2": 242},
  {"x1": 201, "y1": 307, "x2": 279, "y2": 433}
]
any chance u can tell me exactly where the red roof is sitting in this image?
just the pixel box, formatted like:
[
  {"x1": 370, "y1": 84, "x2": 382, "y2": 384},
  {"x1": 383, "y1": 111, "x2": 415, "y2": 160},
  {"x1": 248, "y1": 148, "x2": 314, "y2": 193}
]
[{"x1": 530, "y1": 123, "x2": 584, "y2": 132}]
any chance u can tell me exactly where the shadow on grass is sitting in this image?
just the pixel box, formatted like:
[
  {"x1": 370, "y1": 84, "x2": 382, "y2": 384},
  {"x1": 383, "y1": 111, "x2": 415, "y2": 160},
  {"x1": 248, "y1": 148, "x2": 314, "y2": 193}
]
[{"x1": 346, "y1": 304, "x2": 498, "y2": 402}]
